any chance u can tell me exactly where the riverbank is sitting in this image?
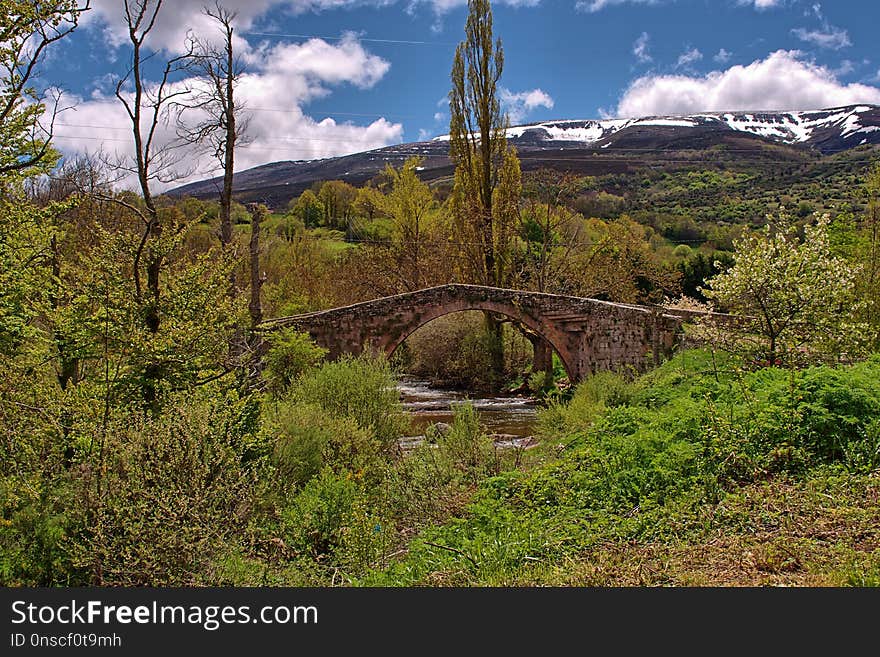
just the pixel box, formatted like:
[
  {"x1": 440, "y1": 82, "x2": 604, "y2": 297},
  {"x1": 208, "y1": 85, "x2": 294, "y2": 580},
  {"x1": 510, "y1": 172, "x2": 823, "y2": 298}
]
[{"x1": 368, "y1": 350, "x2": 880, "y2": 586}]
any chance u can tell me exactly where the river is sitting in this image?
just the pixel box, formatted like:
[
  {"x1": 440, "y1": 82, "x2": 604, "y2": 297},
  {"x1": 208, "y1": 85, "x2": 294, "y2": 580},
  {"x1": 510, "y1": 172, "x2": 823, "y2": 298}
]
[{"x1": 396, "y1": 377, "x2": 539, "y2": 450}]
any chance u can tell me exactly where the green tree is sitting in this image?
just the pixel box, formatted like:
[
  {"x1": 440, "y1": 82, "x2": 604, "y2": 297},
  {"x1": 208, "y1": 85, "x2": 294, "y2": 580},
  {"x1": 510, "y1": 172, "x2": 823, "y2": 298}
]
[
  {"x1": 700, "y1": 213, "x2": 871, "y2": 366},
  {"x1": 289, "y1": 189, "x2": 323, "y2": 228},
  {"x1": 0, "y1": 1, "x2": 87, "y2": 177},
  {"x1": 572, "y1": 215, "x2": 679, "y2": 304},
  {"x1": 378, "y1": 157, "x2": 436, "y2": 290},
  {"x1": 0, "y1": 1, "x2": 85, "y2": 355},
  {"x1": 448, "y1": 0, "x2": 522, "y2": 379},
  {"x1": 354, "y1": 185, "x2": 386, "y2": 223},
  {"x1": 317, "y1": 180, "x2": 358, "y2": 235}
]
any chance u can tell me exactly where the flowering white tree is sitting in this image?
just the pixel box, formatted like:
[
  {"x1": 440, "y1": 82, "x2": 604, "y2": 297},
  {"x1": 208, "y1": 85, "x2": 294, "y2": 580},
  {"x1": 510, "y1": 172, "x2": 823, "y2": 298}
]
[{"x1": 700, "y1": 213, "x2": 871, "y2": 366}]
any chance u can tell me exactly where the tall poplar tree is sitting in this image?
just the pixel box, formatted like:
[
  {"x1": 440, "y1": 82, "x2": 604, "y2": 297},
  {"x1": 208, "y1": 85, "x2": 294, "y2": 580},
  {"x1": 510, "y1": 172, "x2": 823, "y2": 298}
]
[{"x1": 448, "y1": 0, "x2": 521, "y2": 380}]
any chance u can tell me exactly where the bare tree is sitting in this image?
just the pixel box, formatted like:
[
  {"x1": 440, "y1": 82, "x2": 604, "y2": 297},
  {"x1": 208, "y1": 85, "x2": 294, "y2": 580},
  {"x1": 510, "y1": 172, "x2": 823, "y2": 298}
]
[
  {"x1": 177, "y1": 2, "x2": 248, "y2": 250},
  {"x1": 110, "y1": 0, "x2": 193, "y2": 403}
]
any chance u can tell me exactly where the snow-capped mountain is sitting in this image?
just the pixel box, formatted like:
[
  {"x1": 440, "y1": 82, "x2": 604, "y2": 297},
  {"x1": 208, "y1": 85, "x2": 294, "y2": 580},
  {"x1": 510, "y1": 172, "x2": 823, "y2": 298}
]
[
  {"x1": 169, "y1": 104, "x2": 880, "y2": 207},
  {"x1": 435, "y1": 105, "x2": 880, "y2": 153}
]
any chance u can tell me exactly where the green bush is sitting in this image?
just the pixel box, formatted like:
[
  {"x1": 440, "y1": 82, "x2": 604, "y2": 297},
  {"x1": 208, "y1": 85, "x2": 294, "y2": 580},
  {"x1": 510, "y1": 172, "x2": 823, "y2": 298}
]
[
  {"x1": 538, "y1": 371, "x2": 633, "y2": 435},
  {"x1": 64, "y1": 390, "x2": 262, "y2": 586},
  {"x1": 281, "y1": 468, "x2": 358, "y2": 557},
  {"x1": 263, "y1": 329, "x2": 328, "y2": 396},
  {"x1": 0, "y1": 477, "x2": 78, "y2": 586},
  {"x1": 384, "y1": 402, "x2": 498, "y2": 532},
  {"x1": 269, "y1": 402, "x2": 382, "y2": 486},
  {"x1": 292, "y1": 355, "x2": 408, "y2": 450},
  {"x1": 374, "y1": 350, "x2": 880, "y2": 585},
  {"x1": 441, "y1": 402, "x2": 499, "y2": 480}
]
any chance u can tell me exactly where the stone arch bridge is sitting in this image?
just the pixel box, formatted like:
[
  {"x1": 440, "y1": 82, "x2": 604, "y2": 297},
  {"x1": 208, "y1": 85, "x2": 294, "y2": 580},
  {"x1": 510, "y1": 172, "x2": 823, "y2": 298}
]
[{"x1": 261, "y1": 284, "x2": 694, "y2": 382}]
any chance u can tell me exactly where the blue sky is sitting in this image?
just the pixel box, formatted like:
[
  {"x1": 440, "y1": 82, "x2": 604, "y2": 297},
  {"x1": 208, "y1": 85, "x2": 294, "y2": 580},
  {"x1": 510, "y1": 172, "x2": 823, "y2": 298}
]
[{"x1": 39, "y1": 0, "x2": 880, "y2": 185}]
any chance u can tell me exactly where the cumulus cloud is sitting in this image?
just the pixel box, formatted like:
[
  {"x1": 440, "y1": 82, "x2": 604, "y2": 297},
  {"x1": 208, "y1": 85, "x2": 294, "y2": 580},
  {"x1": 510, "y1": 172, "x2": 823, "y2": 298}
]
[
  {"x1": 676, "y1": 47, "x2": 703, "y2": 69},
  {"x1": 500, "y1": 87, "x2": 554, "y2": 124},
  {"x1": 54, "y1": 33, "x2": 403, "y2": 190},
  {"x1": 613, "y1": 49, "x2": 880, "y2": 118},
  {"x1": 714, "y1": 48, "x2": 732, "y2": 64},
  {"x1": 791, "y1": 25, "x2": 851, "y2": 50},
  {"x1": 633, "y1": 32, "x2": 652, "y2": 64},
  {"x1": 87, "y1": 0, "x2": 280, "y2": 54}
]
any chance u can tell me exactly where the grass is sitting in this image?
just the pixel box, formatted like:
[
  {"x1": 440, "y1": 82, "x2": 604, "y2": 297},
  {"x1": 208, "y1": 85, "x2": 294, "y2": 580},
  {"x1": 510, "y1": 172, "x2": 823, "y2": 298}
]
[{"x1": 367, "y1": 350, "x2": 880, "y2": 586}]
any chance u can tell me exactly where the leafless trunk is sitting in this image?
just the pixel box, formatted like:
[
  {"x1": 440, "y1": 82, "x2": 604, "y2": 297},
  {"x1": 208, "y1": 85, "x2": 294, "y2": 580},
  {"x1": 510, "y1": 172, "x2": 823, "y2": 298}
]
[
  {"x1": 177, "y1": 3, "x2": 249, "y2": 259},
  {"x1": 248, "y1": 203, "x2": 266, "y2": 328},
  {"x1": 112, "y1": 0, "x2": 192, "y2": 404}
]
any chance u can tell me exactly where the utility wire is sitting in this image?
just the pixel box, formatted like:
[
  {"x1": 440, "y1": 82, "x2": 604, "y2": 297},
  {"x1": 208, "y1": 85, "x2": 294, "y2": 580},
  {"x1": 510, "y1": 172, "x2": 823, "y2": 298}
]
[{"x1": 240, "y1": 31, "x2": 458, "y2": 46}]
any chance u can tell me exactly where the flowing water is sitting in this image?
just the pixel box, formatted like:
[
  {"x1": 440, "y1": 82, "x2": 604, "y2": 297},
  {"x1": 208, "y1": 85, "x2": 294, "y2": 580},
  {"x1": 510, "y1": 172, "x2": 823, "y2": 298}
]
[{"x1": 396, "y1": 377, "x2": 539, "y2": 450}]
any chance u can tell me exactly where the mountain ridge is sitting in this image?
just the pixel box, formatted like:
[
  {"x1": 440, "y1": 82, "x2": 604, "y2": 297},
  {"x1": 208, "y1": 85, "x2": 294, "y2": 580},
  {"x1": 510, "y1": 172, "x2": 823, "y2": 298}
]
[{"x1": 168, "y1": 104, "x2": 880, "y2": 208}]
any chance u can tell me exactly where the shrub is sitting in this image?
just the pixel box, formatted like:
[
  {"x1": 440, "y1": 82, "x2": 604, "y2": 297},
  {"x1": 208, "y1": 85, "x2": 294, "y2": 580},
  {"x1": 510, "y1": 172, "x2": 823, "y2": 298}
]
[
  {"x1": 292, "y1": 355, "x2": 408, "y2": 450},
  {"x1": 281, "y1": 468, "x2": 358, "y2": 558},
  {"x1": 385, "y1": 402, "x2": 498, "y2": 529},
  {"x1": 263, "y1": 329, "x2": 328, "y2": 396},
  {"x1": 269, "y1": 402, "x2": 382, "y2": 486},
  {"x1": 441, "y1": 402, "x2": 499, "y2": 481},
  {"x1": 64, "y1": 390, "x2": 262, "y2": 586}
]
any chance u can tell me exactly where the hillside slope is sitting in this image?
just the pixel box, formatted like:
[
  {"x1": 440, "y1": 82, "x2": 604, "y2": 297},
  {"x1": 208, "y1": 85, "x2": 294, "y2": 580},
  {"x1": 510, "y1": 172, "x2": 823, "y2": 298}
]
[{"x1": 168, "y1": 104, "x2": 880, "y2": 208}]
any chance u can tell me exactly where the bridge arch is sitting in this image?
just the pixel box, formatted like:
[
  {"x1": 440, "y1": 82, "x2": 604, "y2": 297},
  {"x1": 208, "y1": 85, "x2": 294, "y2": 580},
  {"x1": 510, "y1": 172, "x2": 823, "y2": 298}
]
[
  {"x1": 375, "y1": 299, "x2": 576, "y2": 381},
  {"x1": 263, "y1": 284, "x2": 688, "y2": 382}
]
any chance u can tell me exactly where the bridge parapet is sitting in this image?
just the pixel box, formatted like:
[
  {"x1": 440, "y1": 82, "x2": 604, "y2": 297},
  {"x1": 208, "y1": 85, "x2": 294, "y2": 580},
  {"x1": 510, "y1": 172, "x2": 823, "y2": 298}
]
[{"x1": 263, "y1": 284, "x2": 690, "y2": 382}]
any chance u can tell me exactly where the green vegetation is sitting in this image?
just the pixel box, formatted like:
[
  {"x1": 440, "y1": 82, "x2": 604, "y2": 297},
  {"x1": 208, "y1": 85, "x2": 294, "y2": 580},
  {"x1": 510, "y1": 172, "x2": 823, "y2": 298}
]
[
  {"x1": 366, "y1": 351, "x2": 880, "y2": 586},
  {"x1": 1, "y1": 0, "x2": 878, "y2": 589}
]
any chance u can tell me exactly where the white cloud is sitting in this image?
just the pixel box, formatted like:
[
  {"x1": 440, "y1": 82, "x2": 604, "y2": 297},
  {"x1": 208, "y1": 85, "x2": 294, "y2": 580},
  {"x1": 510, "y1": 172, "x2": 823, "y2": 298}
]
[
  {"x1": 499, "y1": 87, "x2": 554, "y2": 124},
  {"x1": 791, "y1": 25, "x2": 851, "y2": 50},
  {"x1": 633, "y1": 32, "x2": 652, "y2": 64},
  {"x1": 53, "y1": 34, "x2": 403, "y2": 191},
  {"x1": 676, "y1": 47, "x2": 703, "y2": 69},
  {"x1": 613, "y1": 49, "x2": 880, "y2": 118},
  {"x1": 714, "y1": 48, "x2": 732, "y2": 64},
  {"x1": 791, "y1": 3, "x2": 851, "y2": 51},
  {"x1": 580, "y1": 0, "x2": 779, "y2": 11},
  {"x1": 832, "y1": 59, "x2": 855, "y2": 77},
  {"x1": 87, "y1": 0, "x2": 279, "y2": 54},
  {"x1": 576, "y1": 0, "x2": 659, "y2": 12}
]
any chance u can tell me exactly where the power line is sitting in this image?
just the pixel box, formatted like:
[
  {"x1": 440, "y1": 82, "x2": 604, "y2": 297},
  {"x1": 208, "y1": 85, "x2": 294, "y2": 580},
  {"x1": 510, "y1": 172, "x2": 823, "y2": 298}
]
[{"x1": 240, "y1": 31, "x2": 458, "y2": 46}]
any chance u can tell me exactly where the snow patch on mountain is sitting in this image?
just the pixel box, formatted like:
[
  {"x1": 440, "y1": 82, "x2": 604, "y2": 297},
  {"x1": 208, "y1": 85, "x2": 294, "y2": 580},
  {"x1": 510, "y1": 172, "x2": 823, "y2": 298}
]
[
  {"x1": 633, "y1": 118, "x2": 699, "y2": 128},
  {"x1": 432, "y1": 104, "x2": 879, "y2": 151}
]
